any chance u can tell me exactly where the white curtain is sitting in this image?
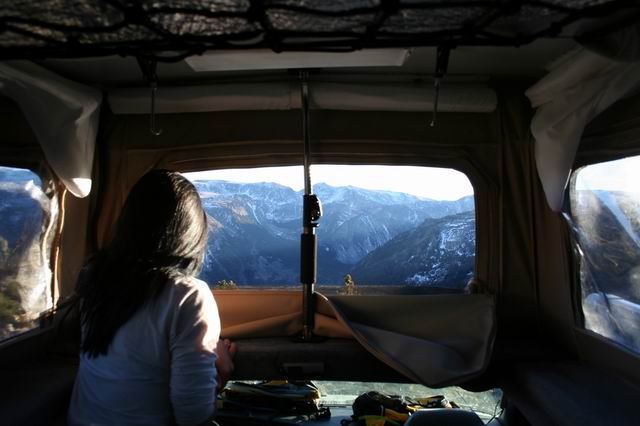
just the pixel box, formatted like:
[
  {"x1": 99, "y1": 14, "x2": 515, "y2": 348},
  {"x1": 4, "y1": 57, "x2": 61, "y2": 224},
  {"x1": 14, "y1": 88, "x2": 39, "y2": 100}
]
[
  {"x1": 526, "y1": 48, "x2": 640, "y2": 212},
  {"x1": 0, "y1": 61, "x2": 102, "y2": 198}
]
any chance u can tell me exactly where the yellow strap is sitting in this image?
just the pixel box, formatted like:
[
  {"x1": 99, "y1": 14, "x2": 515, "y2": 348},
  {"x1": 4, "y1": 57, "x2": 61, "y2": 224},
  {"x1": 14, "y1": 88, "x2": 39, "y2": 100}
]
[
  {"x1": 383, "y1": 408, "x2": 410, "y2": 422},
  {"x1": 364, "y1": 417, "x2": 387, "y2": 426},
  {"x1": 360, "y1": 415, "x2": 400, "y2": 426},
  {"x1": 416, "y1": 395, "x2": 446, "y2": 406}
]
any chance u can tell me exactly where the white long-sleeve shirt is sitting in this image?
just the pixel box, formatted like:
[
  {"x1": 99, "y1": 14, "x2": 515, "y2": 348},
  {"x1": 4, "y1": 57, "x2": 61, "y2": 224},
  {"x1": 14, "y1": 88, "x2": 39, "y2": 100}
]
[{"x1": 68, "y1": 276, "x2": 220, "y2": 426}]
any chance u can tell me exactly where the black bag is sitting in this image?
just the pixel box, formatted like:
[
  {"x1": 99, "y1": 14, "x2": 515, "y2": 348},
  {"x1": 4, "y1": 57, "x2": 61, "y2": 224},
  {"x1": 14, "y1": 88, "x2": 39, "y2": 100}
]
[
  {"x1": 345, "y1": 391, "x2": 457, "y2": 426},
  {"x1": 217, "y1": 380, "x2": 331, "y2": 424}
]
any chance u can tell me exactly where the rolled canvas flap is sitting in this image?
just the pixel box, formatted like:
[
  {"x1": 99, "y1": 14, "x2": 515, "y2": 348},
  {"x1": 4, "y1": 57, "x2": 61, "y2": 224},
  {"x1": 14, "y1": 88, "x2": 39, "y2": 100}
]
[
  {"x1": 0, "y1": 61, "x2": 101, "y2": 198},
  {"x1": 321, "y1": 294, "x2": 496, "y2": 387},
  {"x1": 109, "y1": 82, "x2": 296, "y2": 115},
  {"x1": 526, "y1": 48, "x2": 640, "y2": 212},
  {"x1": 311, "y1": 82, "x2": 496, "y2": 113},
  {"x1": 214, "y1": 290, "x2": 496, "y2": 387},
  {"x1": 109, "y1": 82, "x2": 497, "y2": 114}
]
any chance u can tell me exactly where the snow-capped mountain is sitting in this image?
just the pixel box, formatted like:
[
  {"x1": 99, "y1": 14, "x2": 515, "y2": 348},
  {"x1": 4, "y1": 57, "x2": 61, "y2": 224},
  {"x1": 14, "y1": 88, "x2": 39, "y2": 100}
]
[
  {"x1": 0, "y1": 168, "x2": 44, "y2": 249},
  {"x1": 194, "y1": 180, "x2": 475, "y2": 287},
  {"x1": 350, "y1": 211, "x2": 475, "y2": 287}
]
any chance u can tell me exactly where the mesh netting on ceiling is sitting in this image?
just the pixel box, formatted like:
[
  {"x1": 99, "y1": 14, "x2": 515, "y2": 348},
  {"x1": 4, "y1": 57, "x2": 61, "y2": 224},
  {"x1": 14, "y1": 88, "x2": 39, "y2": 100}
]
[{"x1": 0, "y1": 0, "x2": 633, "y2": 61}]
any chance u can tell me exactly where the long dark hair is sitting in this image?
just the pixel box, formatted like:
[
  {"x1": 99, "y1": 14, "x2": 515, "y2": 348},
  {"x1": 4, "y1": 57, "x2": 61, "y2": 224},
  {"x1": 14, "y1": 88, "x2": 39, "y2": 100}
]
[{"x1": 77, "y1": 170, "x2": 208, "y2": 357}]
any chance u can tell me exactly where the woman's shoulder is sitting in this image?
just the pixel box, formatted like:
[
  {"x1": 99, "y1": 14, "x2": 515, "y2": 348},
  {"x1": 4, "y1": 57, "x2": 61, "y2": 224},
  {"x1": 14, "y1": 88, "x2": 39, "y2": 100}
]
[
  {"x1": 165, "y1": 274, "x2": 216, "y2": 307},
  {"x1": 170, "y1": 274, "x2": 210, "y2": 292},
  {"x1": 165, "y1": 275, "x2": 220, "y2": 347}
]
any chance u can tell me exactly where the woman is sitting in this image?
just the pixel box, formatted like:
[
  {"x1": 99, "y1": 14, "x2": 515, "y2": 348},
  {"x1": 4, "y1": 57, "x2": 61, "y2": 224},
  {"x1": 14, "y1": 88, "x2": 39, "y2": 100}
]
[{"x1": 68, "y1": 170, "x2": 235, "y2": 425}]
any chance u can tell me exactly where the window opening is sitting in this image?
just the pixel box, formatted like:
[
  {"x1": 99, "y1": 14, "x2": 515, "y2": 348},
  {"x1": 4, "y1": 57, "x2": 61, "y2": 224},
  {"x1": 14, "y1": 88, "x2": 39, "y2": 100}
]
[
  {"x1": 315, "y1": 382, "x2": 502, "y2": 422},
  {"x1": 0, "y1": 166, "x2": 58, "y2": 341},
  {"x1": 569, "y1": 155, "x2": 640, "y2": 353},
  {"x1": 228, "y1": 380, "x2": 502, "y2": 424},
  {"x1": 185, "y1": 165, "x2": 475, "y2": 295}
]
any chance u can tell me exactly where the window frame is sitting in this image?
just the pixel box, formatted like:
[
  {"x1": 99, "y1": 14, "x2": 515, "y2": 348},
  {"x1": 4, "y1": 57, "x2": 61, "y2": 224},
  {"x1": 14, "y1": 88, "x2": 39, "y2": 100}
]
[
  {"x1": 566, "y1": 155, "x2": 640, "y2": 354},
  {"x1": 185, "y1": 162, "x2": 480, "y2": 294}
]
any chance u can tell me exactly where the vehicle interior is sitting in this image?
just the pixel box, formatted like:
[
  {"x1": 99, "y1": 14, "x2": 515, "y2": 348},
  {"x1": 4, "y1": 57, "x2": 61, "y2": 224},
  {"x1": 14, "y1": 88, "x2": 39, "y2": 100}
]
[{"x1": 1, "y1": 1, "x2": 640, "y2": 425}]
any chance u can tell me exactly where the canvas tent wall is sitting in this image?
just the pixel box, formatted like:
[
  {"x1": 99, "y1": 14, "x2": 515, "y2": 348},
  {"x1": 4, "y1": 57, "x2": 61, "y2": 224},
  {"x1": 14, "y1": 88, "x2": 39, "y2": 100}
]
[
  {"x1": 78, "y1": 81, "x2": 546, "y2": 375},
  {"x1": 2, "y1": 50, "x2": 640, "y2": 385}
]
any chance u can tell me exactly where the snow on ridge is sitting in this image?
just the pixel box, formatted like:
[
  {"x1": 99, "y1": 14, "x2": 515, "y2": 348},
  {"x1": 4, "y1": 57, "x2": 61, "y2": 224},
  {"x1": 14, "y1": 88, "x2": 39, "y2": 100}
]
[
  {"x1": 312, "y1": 182, "x2": 421, "y2": 205},
  {"x1": 195, "y1": 180, "x2": 473, "y2": 210},
  {"x1": 406, "y1": 265, "x2": 447, "y2": 285}
]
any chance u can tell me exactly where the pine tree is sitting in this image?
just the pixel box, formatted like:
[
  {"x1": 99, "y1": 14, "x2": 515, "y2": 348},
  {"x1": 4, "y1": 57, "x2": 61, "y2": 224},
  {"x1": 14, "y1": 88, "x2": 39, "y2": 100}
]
[
  {"x1": 215, "y1": 279, "x2": 238, "y2": 290},
  {"x1": 341, "y1": 274, "x2": 358, "y2": 296}
]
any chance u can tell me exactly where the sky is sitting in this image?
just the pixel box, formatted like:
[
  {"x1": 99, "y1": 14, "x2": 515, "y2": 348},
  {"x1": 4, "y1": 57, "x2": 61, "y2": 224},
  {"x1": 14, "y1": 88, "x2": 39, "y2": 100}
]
[
  {"x1": 576, "y1": 155, "x2": 640, "y2": 193},
  {"x1": 185, "y1": 165, "x2": 474, "y2": 201}
]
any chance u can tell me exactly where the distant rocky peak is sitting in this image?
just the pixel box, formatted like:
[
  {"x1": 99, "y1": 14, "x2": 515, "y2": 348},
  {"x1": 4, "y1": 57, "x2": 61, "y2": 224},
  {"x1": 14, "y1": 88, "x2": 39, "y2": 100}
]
[
  {"x1": 194, "y1": 180, "x2": 298, "y2": 201},
  {"x1": 312, "y1": 182, "x2": 422, "y2": 206}
]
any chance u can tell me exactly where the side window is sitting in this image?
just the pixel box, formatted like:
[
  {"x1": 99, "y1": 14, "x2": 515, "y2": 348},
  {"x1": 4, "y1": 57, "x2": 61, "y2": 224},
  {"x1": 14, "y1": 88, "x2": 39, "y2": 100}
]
[
  {"x1": 0, "y1": 166, "x2": 58, "y2": 341},
  {"x1": 185, "y1": 165, "x2": 475, "y2": 295},
  {"x1": 569, "y1": 155, "x2": 640, "y2": 353}
]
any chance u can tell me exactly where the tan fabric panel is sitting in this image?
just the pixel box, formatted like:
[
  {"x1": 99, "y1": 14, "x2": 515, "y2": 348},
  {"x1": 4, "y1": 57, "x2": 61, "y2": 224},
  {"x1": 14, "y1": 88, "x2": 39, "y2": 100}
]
[
  {"x1": 530, "y1": 154, "x2": 579, "y2": 356},
  {"x1": 102, "y1": 109, "x2": 498, "y2": 150},
  {"x1": 495, "y1": 88, "x2": 541, "y2": 337},
  {"x1": 322, "y1": 294, "x2": 496, "y2": 387},
  {"x1": 213, "y1": 290, "x2": 303, "y2": 339},
  {"x1": 58, "y1": 194, "x2": 91, "y2": 299},
  {"x1": 213, "y1": 290, "x2": 352, "y2": 339},
  {"x1": 496, "y1": 86, "x2": 578, "y2": 353}
]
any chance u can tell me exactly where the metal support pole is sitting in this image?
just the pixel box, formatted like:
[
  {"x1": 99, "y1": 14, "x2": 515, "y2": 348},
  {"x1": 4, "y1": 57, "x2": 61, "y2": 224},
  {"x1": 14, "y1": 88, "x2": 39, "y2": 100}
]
[
  {"x1": 299, "y1": 70, "x2": 322, "y2": 341},
  {"x1": 301, "y1": 71, "x2": 312, "y2": 197}
]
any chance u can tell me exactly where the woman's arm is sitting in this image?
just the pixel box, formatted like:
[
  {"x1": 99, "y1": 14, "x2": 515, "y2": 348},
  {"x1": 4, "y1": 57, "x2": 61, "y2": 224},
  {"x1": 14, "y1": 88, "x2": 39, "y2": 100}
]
[
  {"x1": 169, "y1": 283, "x2": 220, "y2": 426},
  {"x1": 215, "y1": 338, "x2": 237, "y2": 391}
]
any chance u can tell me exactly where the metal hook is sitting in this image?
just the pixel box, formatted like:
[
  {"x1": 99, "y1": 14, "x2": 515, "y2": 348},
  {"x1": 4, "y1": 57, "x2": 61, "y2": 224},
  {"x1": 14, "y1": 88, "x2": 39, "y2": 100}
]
[
  {"x1": 136, "y1": 57, "x2": 163, "y2": 136},
  {"x1": 430, "y1": 46, "x2": 451, "y2": 128},
  {"x1": 150, "y1": 80, "x2": 162, "y2": 136},
  {"x1": 430, "y1": 77, "x2": 441, "y2": 128}
]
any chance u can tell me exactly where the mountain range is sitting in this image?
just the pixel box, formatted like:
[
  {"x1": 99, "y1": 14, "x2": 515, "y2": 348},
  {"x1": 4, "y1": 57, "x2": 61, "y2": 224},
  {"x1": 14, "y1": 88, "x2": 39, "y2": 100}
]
[{"x1": 194, "y1": 180, "x2": 475, "y2": 288}]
